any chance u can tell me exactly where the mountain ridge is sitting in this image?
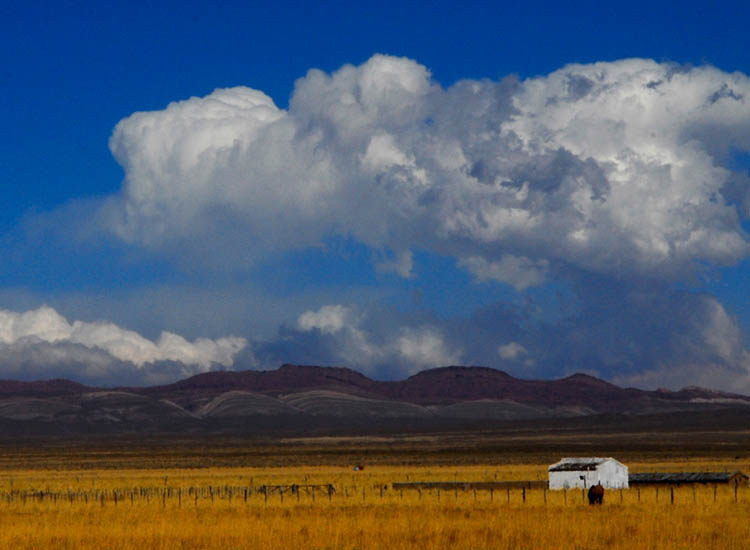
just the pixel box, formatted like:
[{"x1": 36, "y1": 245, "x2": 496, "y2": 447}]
[
  {"x1": 1, "y1": 363, "x2": 747, "y2": 406},
  {"x1": 0, "y1": 364, "x2": 746, "y2": 435}
]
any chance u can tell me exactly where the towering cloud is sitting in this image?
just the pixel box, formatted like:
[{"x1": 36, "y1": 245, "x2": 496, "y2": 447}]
[
  {"x1": 106, "y1": 55, "x2": 749, "y2": 282},
  {"x1": 11, "y1": 55, "x2": 750, "y2": 390}
]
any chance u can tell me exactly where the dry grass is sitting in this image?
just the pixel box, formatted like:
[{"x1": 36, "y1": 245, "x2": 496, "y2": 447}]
[{"x1": 0, "y1": 462, "x2": 747, "y2": 549}]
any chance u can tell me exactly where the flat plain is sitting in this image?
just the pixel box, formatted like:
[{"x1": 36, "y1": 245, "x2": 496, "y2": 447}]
[{"x1": 0, "y1": 417, "x2": 747, "y2": 550}]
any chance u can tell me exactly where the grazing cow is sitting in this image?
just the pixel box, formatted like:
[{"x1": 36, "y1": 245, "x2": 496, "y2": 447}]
[{"x1": 587, "y1": 483, "x2": 604, "y2": 505}]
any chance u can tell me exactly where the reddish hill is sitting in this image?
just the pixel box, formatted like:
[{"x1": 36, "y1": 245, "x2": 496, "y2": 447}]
[
  {"x1": 136, "y1": 365, "x2": 749, "y2": 413},
  {"x1": 1, "y1": 365, "x2": 748, "y2": 417},
  {"x1": 378, "y1": 366, "x2": 517, "y2": 403},
  {"x1": 372, "y1": 367, "x2": 645, "y2": 409},
  {"x1": 141, "y1": 364, "x2": 376, "y2": 397}
]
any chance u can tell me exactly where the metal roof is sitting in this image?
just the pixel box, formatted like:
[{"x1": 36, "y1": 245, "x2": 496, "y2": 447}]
[
  {"x1": 548, "y1": 457, "x2": 619, "y2": 472},
  {"x1": 549, "y1": 462, "x2": 601, "y2": 472},
  {"x1": 629, "y1": 471, "x2": 748, "y2": 484}
]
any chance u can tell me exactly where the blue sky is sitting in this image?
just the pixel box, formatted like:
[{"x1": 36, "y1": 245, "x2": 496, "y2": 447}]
[{"x1": 1, "y1": 1, "x2": 750, "y2": 390}]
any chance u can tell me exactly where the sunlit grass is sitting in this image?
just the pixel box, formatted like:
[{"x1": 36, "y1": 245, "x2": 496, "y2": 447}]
[{"x1": 0, "y1": 461, "x2": 746, "y2": 549}]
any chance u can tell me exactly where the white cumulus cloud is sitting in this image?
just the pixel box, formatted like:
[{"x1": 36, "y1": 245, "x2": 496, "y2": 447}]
[
  {"x1": 297, "y1": 305, "x2": 352, "y2": 334},
  {"x1": 396, "y1": 326, "x2": 462, "y2": 371},
  {"x1": 0, "y1": 306, "x2": 246, "y2": 369},
  {"x1": 101, "y1": 55, "x2": 750, "y2": 282},
  {"x1": 293, "y1": 304, "x2": 462, "y2": 375},
  {"x1": 497, "y1": 342, "x2": 527, "y2": 360},
  {"x1": 460, "y1": 255, "x2": 548, "y2": 290},
  {"x1": 21, "y1": 55, "x2": 750, "y2": 389}
]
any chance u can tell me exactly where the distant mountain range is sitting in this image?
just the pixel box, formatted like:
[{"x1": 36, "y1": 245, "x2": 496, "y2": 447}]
[{"x1": 0, "y1": 365, "x2": 747, "y2": 435}]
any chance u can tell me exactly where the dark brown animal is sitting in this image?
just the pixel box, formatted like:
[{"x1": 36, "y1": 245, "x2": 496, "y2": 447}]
[{"x1": 587, "y1": 483, "x2": 604, "y2": 505}]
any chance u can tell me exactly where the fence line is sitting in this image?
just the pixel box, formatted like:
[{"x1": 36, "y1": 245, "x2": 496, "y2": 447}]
[{"x1": 0, "y1": 483, "x2": 742, "y2": 507}]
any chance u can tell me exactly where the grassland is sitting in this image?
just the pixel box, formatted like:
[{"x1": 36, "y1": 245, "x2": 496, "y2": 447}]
[
  {"x1": 0, "y1": 421, "x2": 747, "y2": 549},
  {"x1": 0, "y1": 461, "x2": 747, "y2": 549}
]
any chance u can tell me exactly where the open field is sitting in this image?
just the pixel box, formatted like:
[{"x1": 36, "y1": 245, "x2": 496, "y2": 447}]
[
  {"x1": 0, "y1": 463, "x2": 747, "y2": 549},
  {"x1": 0, "y1": 421, "x2": 747, "y2": 549}
]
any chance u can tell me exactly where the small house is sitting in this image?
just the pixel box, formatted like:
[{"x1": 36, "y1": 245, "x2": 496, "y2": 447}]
[{"x1": 549, "y1": 457, "x2": 629, "y2": 490}]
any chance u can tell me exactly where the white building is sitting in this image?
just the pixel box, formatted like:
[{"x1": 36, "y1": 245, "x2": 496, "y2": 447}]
[{"x1": 548, "y1": 457, "x2": 629, "y2": 489}]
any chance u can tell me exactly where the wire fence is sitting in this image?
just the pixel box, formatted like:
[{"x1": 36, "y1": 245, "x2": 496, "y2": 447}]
[{"x1": 0, "y1": 481, "x2": 743, "y2": 508}]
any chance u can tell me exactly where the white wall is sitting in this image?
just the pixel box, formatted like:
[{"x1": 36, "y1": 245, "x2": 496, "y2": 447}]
[{"x1": 548, "y1": 460, "x2": 629, "y2": 489}]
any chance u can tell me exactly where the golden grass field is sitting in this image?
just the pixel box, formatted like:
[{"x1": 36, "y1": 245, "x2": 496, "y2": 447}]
[{"x1": 0, "y1": 460, "x2": 747, "y2": 549}]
